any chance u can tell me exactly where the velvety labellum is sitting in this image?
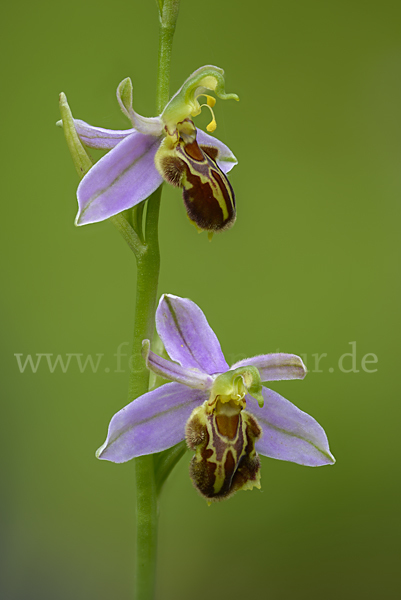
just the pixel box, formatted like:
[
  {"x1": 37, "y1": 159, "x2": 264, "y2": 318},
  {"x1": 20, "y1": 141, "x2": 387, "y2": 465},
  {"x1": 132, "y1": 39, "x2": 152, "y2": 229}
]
[
  {"x1": 157, "y1": 139, "x2": 236, "y2": 232},
  {"x1": 185, "y1": 402, "x2": 262, "y2": 501}
]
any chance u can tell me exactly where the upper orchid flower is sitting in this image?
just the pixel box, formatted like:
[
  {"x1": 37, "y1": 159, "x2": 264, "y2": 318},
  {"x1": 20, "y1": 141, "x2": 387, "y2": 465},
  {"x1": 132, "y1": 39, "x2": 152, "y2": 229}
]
[
  {"x1": 97, "y1": 295, "x2": 335, "y2": 503},
  {"x1": 58, "y1": 66, "x2": 238, "y2": 233}
]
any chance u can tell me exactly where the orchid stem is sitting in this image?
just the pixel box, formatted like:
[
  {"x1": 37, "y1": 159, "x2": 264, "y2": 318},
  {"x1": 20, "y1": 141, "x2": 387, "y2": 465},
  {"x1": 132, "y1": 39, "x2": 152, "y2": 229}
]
[
  {"x1": 130, "y1": 2, "x2": 180, "y2": 599},
  {"x1": 157, "y1": 0, "x2": 180, "y2": 112}
]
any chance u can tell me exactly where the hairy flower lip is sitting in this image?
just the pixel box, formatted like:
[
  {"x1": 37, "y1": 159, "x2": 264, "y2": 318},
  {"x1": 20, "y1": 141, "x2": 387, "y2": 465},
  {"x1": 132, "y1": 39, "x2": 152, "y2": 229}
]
[{"x1": 96, "y1": 294, "x2": 335, "y2": 470}]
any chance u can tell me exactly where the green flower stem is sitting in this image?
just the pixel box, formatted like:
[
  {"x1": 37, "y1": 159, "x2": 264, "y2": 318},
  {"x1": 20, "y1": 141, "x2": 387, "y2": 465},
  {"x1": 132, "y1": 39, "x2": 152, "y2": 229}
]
[
  {"x1": 128, "y1": 189, "x2": 161, "y2": 402},
  {"x1": 156, "y1": 0, "x2": 180, "y2": 113},
  {"x1": 60, "y1": 4, "x2": 181, "y2": 592},
  {"x1": 130, "y1": 2, "x2": 180, "y2": 598},
  {"x1": 130, "y1": 198, "x2": 161, "y2": 600},
  {"x1": 134, "y1": 454, "x2": 158, "y2": 600}
]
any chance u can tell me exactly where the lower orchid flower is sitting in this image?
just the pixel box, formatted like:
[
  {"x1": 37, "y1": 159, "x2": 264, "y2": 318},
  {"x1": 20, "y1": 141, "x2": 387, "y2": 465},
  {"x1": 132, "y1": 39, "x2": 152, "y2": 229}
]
[
  {"x1": 97, "y1": 295, "x2": 335, "y2": 502},
  {"x1": 58, "y1": 66, "x2": 238, "y2": 234}
]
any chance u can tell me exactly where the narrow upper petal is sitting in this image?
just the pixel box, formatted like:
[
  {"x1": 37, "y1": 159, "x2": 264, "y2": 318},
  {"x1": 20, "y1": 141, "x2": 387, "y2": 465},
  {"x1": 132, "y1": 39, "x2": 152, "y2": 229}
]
[
  {"x1": 248, "y1": 387, "x2": 335, "y2": 466},
  {"x1": 72, "y1": 118, "x2": 136, "y2": 149},
  {"x1": 156, "y1": 294, "x2": 229, "y2": 375},
  {"x1": 96, "y1": 382, "x2": 207, "y2": 463},
  {"x1": 76, "y1": 132, "x2": 163, "y2": 225},
  {"x1": 231, "y1": 353, "x2": 307, "y2": 382},
  {"x1": 117, "y1": 77, "x2": 164, "y2": 135},
  {"x1": 142, "y1": 340, "x2": 214, "y2": 389},
  {"x1": 196, "y1": 129, "x2": 237, "y2": 174}
]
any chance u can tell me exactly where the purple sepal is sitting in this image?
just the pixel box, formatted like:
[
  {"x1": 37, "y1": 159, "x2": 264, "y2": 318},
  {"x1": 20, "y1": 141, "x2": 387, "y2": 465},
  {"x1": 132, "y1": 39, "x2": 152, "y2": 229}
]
[
  {"x1": 142, "y1": 340, "x2": 213, "y2": 390},
  {"x1": 76, "y1": 132, "x2": 163, "y2": 225},
  {"x1": 71, "y1": 119, "x2": 135, "y2": 149},
  {"x1": 196, "y1": 129, "x2": 237, "y2": 174},
  {"x1": 231, "y1": 353, "x2": 307, "y2": 382},
  {"x1": 96, "y1": 383, "x2": 208, "y2": 463},
  {"x1": 249, "y1": 387, "x2": 335, "y2": 466},
  {"x1": 156, "y1": 294, "x2": 229, "y2": 374}
]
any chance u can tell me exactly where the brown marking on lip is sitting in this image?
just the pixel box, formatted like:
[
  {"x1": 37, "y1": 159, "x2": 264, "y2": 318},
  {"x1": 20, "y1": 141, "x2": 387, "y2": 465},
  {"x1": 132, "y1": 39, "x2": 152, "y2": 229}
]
[
  {"x1": 187, "y1": 406, "x2": 262, "y2": 501},
  {"x1": 184, "y1": 140, "x2": 204, "y2": 161},
  {"x1": 182, "y1": 161, "x2": 235, "y2": 231},
  {"x1": 200, "y1": 145, "x2": 219, "y2": 161},
  {"x1": 223, "y1": 450, "x2": 236, "y2": 490},
  {"x1": 212, "y1": 169, "x2": 236, "y2": 209},
  {"x1": 216, "y1": 413, "x2": 239, "y2": 439},
  {"x1": 189, "y1": 448, "x2": 216, "y2": 498}
]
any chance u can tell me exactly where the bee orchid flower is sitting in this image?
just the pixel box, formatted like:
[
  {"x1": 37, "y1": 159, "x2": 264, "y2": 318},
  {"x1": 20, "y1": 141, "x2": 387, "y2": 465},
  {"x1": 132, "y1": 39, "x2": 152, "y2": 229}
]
[
  {"x1": 97, "y1": 295, "x2": 335, "y2": 502},
  {"x1": 58, "y1": 66, "x2": 238, "y2": 233}
]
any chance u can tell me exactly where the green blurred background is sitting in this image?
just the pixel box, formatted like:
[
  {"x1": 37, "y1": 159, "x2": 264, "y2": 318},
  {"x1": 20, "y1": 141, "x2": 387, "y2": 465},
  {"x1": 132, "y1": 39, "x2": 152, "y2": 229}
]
[{"x1": 2, "y1": 0, "x2": 400, "y2": 598}]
